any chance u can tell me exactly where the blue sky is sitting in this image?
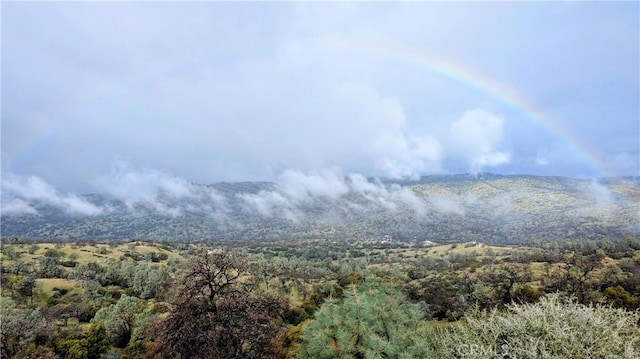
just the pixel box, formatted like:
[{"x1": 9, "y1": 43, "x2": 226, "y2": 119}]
[{"x1": 2, "y1": 1, "x2": 638, "y2": 194}]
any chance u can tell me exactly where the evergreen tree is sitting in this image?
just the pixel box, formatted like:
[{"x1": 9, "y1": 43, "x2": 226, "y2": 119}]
[{"x1": 297, "y1": 281, "x2": 434, "y2": 358}]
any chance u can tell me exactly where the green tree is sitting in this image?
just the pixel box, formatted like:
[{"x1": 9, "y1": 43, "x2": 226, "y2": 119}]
[
  {"x1": 93, "y1": 294, "x2": 145, "y2": 347},
  {"x1": 132, "y1": 264, "x2": 167, "y2": 299},
  {"x1": 1, "y1": 297, "x2": 52, "y2": 357},
  {"x1": 297, "y1": 281, "x2": 434, "y2": 358},
  {"x1": 82, "y1": 278, "x2": 102, "y2": 305},
  {"x1": 55, "y1": 323, "x2": 109, "y2": 359},
  {"x1": 39, "y1": 256, "x2": 63, "y2": 278},
  {"x1": 28, "y1": 244, "x2": 38, "y2": 254},
  {"x1": 100, "y1": 260, "x2": 123, "y2": 286},
  {"x1": 10, "y1": 275, "x2": 37, "y2": 303},
  {"x1": 11, "y1": 259, "x2": 30, "y2": 275},
  {"x1": 2, "y1": 245, "x2": 18, "y2": 260}
]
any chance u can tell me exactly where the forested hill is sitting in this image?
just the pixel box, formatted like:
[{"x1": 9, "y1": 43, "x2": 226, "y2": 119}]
[{"x1": 2, "y1": 175, "x2": 639, "y2": 244}]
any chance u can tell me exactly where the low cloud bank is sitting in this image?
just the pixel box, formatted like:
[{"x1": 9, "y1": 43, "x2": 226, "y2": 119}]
[
  {"x1": 3, "y1": 163, "x2": 625, "y2": 226},
  {"x1": 2, "y1": 175, "x2": 106, "y2": 216},
  {"x1": 2, "y1": 166, "x2": 446, "y2": 221},
  {"x1": 236, "y1": 170, "x2": 431, "y2": 221}
]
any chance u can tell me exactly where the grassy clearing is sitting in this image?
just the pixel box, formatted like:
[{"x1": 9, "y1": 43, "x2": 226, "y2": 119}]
[
  {"x1": 34, "y1": 278, "x2": 82, "y2": 306},
  {"x1": 37, "y1": 278, "x2": 78, "y2": 293},
  {"x1": 2, "y1": 242, "x2": 185, "y2": 269}
]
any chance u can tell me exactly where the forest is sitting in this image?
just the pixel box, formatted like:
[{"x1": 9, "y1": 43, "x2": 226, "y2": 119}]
[{"x1": 1, "y1": 236, "x2": 640, "y2": 358}]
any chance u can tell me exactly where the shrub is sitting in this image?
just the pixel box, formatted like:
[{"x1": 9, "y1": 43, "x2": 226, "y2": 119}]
[
  {"x1": 72, "y1": 303, "x2": 97, "y2": 323},
  {"x1": 283, "y1": 306, "x2": 310, "y2": 326},
  {"x1": 433, "y1": 294, "x2": 640, "y2": 358},
  {"x1": 60, "y1": 261, "x2": 77, "y2": 268},
  {"x1": 55, "y1": 323, "x2": 109, "y2": 359},
  {"x1": 28, "y1": 244, "x2": 38, "y2": 254},
  {"x1": 51, "y1": 287, "x2": 69, "y2": 296}
]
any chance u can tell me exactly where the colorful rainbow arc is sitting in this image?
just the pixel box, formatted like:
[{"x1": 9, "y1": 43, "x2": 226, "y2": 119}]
[
  {"x1": 6, "y1": 39, "x2": 620, "y2": 181},
  {"x1": 331, "y1": 38, "x2": 612, "y2": 179}
]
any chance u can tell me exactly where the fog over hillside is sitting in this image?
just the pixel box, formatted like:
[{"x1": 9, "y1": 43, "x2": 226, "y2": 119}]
[
  {"x1": 2, "y1": 168, "x2": 638, "y2": 243},
  {"x1": 2, "y1": 3, "x2": 637, "y2": 244},
  {"x1": 2, "y1": 3, "x2": 639, "y2": 358}
]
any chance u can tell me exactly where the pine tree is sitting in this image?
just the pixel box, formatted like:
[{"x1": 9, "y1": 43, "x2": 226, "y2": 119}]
[{"x1": 297, "y1": 281, "x2": 434, "y2": 358}]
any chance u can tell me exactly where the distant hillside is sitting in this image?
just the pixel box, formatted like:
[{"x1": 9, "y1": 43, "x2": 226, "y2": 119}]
[{"x1": 2, "y1": 175, "x2": 639, "y2": 244}]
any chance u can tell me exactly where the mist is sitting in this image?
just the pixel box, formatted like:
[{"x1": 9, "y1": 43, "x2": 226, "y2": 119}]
[
  {"x1": 2, "y1": 163, "x2": 634, "y2": 222},
  {"x1": 1, "y1": 164, "x2": 458, "y2": 222}
]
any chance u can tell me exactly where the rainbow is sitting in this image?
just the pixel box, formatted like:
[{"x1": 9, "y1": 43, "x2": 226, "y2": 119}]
[
  {"x1": 330, "y1": 38, "x2": 612, "y2": 178},
  {"x1": 6, "y1": 39, "x2": 619, "y2": 180}
]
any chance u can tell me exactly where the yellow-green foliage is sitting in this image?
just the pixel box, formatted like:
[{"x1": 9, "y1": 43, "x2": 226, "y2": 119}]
[{"x1": 2, "y1": 242, "x2": 183, "y2": 268}]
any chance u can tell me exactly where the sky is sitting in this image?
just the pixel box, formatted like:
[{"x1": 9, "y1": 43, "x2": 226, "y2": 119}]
[{"x1": 2, "y1": 1, "x2": 639, "y2": 197}]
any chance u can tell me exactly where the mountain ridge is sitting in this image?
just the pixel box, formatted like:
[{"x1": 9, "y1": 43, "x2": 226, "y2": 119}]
[{"x1": 2, "y1": 174, "x2": 638, "y2": 244}]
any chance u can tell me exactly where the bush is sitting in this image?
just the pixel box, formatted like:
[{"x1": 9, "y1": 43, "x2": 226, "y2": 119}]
[
  {"x1": 55, "y1": 323, "x2": 109, "y2": 359},
  {"x1": 60, "y1": 261, "x2": 77, "y2": 268},
  {"x1": 433, "y1": 294, "x2": 640, "y2": 358},
  {"x1": 283, "y1": 306, "x2": 310, "y2": 326},
  {"x1": 604, "y1": 285, "x2": 640, "y2": 310},
  {"x1": 58, "y1": 287, "x2": 70, "y2": 295},
  {"x1": 28, "y1": 244, "x2": 38, "y2": 254},
  {"x1": 72, "y1": 304, "x2": 97, "y2": 323},
  {"x1": 274, "y1": 323, "x2": 306, "y2": 359}
]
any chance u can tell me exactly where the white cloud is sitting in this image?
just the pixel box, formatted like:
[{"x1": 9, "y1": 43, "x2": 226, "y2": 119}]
[
  {"x1": 2, "y1": 175, "x2": 105, "y2": 215},
  {"x1": 237, "y1": 190, "x2": 300, "y2": 221},
  {"x1": 94, "y1": 161, "x2": 228, "y2": 217},
  {"x1": 279, "y1": 169, "x2": 350, "y2": 203},
  {"x1": 450, "y1": 109, "x2": 510, "y2": 173},
  {"x1": 236, "y1": 168, "x2": 433, "y2": 220},
  {"x1": 1, "y1": 2, "x2": 637, "y2": 189},
  {"x1": 393, "y1": 187, "x2": 429, "y2": 216},
  {"x1": 347, "y1": 173, "x2": 386, "y2": 195},
  {"x1": 377, "y1": 135, "x2": 443, "y2": 179},
  {"x1": 95, "y1": 162, "x2": 195, "y2": 203},
  {"x1": 1, "y1": 198, "x2": 38, "y2": 216}
]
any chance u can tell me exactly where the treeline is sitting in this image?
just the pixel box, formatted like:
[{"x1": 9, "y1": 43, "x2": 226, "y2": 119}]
[{"x1": 1, "y1": 238, "x2": 640, "y2": 358}]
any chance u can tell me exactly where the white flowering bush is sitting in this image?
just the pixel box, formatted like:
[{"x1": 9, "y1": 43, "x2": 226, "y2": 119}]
[{"x1": 433, "y1": 294, "x2": 640, "y2": 359}]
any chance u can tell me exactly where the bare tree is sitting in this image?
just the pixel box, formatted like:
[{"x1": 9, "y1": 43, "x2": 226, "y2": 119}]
[
  {"x1": 181, "y1": 248, "x2": 248, "y2": 311},
  {"x1": 155, "y1": 248, "x2": 287, "y2": 359}
]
